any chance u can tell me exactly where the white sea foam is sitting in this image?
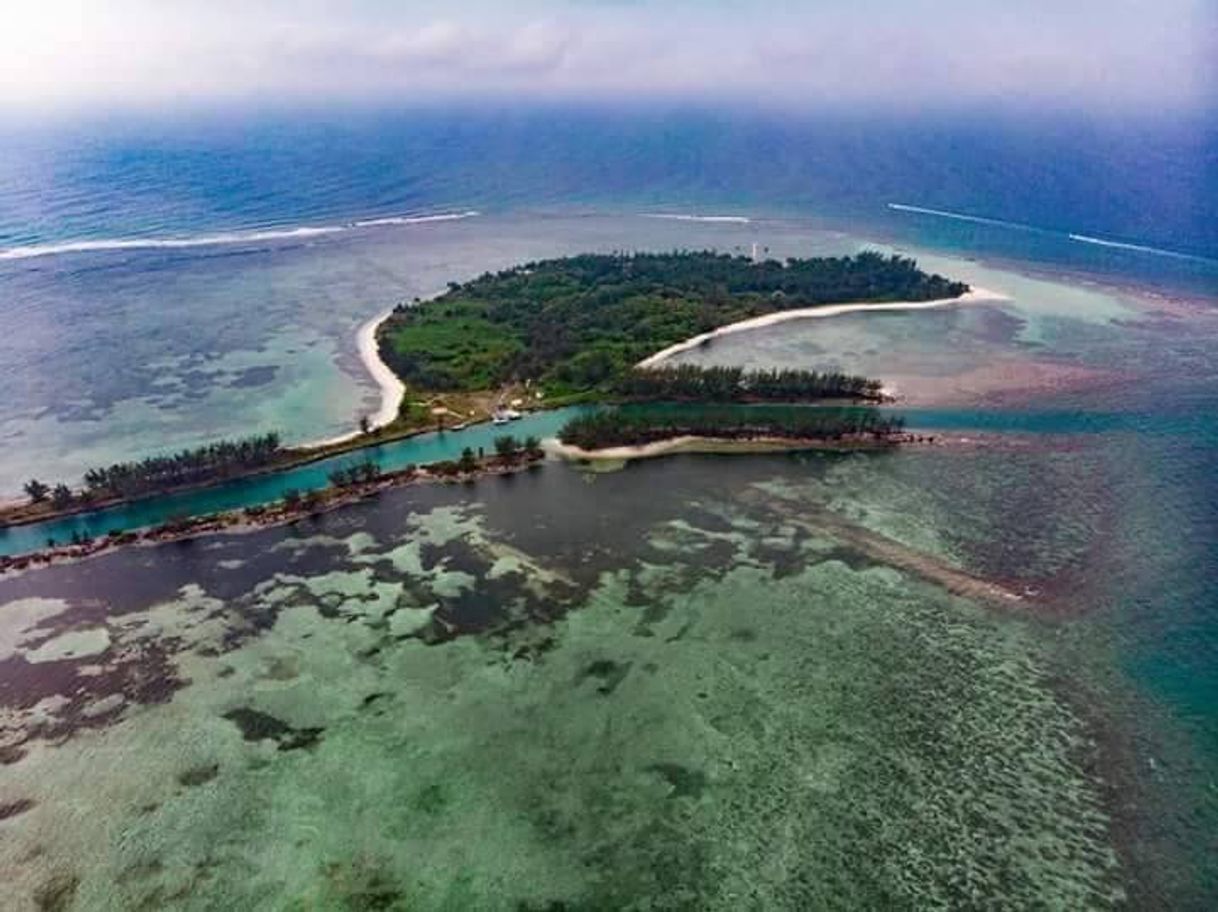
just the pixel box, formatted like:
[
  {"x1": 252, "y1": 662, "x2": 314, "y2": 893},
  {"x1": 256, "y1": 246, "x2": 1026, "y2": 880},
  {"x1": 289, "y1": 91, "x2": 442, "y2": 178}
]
[
  {"x1": 0, "y1": 210, "x2": 481, "y2": 262},
  {"x1": 644, "y1": 213, "x2": 752, "y2": 224},
  {"x1": 892, "y1": 203, "x2": 1215, "y2": 265},
  {"x1": 887, "y1": 203, "x2": 1041, "y2": 233},
  {"x1": 1068, "y1": 233, "x2": 1212, "y2": 263},
  {"x1": 353, "y1": 210, "x2": 481, "y2": 228}
]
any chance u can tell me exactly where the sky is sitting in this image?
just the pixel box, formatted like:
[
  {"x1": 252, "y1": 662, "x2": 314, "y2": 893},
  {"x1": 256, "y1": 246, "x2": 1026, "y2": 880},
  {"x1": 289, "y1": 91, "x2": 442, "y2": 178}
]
[{"x1": 0, "y1": 0, "x2": 1213, "y2": 114}]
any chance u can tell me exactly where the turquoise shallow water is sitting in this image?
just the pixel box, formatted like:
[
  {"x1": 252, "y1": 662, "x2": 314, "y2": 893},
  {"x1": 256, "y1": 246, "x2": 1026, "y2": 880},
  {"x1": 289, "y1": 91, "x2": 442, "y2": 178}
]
[
  {"x1": 0, "y1": 434, "x2": 1214, "y2": 907},
  {"x1": 5, "y1": 405, "x2": 1212, "y2": 559},
  {"x1": 0, "y1": 408, "x2": 587, "y2": 557},
  {"x1": 0, "y1": 212, "x2": 871, "y2": 491}
]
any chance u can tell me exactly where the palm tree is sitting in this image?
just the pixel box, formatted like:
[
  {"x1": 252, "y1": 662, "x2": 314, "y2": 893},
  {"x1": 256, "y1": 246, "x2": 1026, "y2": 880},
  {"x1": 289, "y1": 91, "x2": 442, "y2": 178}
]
[
  {"x1": 50, "y1": 484, "x2": 74, "y2": 510},
  {"x1": 24, "y1": 479, "x2": 49, "y2": 503}
]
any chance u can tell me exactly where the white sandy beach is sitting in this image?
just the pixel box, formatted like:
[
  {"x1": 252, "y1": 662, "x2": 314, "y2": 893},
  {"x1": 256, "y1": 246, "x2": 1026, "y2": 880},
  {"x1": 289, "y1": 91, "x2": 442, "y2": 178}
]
[
  {"x1": 358, "y1": 309, "x2": 407, "y2": 428},
  {"x1": 546, "y1": 436, "x2": 850, "y2": 462},
  {"x1": 310, "y1": 286, "x2": 1005, "y2": 451},
  {"x1": 636, "y1": 287, "x2": 1008, "y2": 368},
  {"x1": 307, "y1": 310, "x2": 406, "y2": 449}
]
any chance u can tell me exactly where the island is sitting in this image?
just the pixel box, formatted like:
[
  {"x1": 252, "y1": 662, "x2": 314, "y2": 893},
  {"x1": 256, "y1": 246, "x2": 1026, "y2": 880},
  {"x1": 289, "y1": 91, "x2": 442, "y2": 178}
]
[
  {"x1": 377, "y1": 250, "x2": 968, "y2": 402},
  {"x1": 552, "y1": 405, "x2": 910, "y2": 461},
  {"x1": 1, "y1": 250, "x2": 971, "y2": 548}
]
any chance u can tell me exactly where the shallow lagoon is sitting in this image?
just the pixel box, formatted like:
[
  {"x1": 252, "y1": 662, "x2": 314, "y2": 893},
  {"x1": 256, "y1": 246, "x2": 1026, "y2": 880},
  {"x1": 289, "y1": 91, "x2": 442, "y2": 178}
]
[
  {"x1": 0, "y1": 453, "x2": 1140, "y2": 909},
  {"x1": 1, "y1": 213, "x2": 1217, "y2": 908},
  {"x1": 2, "y1": 414, "x2": 1218, "y2": 908}
]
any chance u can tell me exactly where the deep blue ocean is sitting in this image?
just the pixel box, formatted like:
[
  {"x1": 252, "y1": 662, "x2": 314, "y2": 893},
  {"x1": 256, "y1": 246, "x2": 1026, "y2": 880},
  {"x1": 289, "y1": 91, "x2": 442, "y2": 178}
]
[{"x1": 2, "y1": 105, "x2": 1215, "y2": 292}]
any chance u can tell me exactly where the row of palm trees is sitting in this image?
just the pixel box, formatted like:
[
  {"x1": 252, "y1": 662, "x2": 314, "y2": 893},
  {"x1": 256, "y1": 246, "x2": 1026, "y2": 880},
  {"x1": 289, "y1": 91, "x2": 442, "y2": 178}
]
[
  {"x1": 327, "y1": 459, "x2": 381, "y2": 488},
  {"x1": 614, "y1": 365, "x2": 883, "y2": 402},
  {"x1": 559, "y1": 406, "x2": 906, "y2": 450},
  {"x1": 16, "y1": 433, "x2": 292, "y2": 507}
]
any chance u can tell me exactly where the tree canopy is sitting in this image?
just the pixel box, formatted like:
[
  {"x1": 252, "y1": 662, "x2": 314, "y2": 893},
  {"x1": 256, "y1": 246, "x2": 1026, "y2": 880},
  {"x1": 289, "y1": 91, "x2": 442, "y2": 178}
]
[
  {"x1": 614, "y1": 365, "x2": 882, "y2": 402},
  {"x1": 81, "y1": 433, "x2": 283, "y2": 499},
  {"x1": 559, "y1": 404, "x2": 906, "y2": 450},
  {"x1": 378, "y1": 251, "x2": 967, "y2": 395}
]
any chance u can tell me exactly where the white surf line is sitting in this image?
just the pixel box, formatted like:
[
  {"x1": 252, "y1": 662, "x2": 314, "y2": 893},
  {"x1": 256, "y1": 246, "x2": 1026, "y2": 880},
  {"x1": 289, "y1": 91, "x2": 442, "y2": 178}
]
[
  {"x1": 1067, "y1": 233, "x2": 1215, "y2": 264},
  {"x1": 887, "y1": 203, "x2": 1045, "y2": 234},
  {"x1": 306, "y1": 309, "x2": 406, "y2": 449},
  {"x1": 0, "y1": 211, "x2": 481, "y2": 262},
  {"x1": 353, "y1": 210, "x2": 480, "y2": 229},
  {"x1": 643, "y1": 213, "x2": 752, "y2": 224},
  {"x1": 637, "y1": 287, "x2": 1009, "y2": 369},
  {"x1": 890, "y1": 203, "x2": 1216, "y2": 265}
]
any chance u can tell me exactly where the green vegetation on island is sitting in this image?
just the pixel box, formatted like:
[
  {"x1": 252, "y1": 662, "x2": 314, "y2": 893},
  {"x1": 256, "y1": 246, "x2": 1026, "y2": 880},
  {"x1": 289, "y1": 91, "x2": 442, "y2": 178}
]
[
  {"x1": 5, "y1": 251, "x2": 965, "y2": 537},
  {"x1": 20, "y1": 433, "x2": 284, "y2": 512},
  {"x1": 80, "y1": 432, "x2": 283, "y2": 499},
  {"x1": 615, "y1": 364, "x2": 883, "y2": 402},
  {"x1": 558, "y1": 405, "x2": 907, "y2": 451},
  {"x1": 378, "y1": 251, "x2": 968, "y2": 396}
]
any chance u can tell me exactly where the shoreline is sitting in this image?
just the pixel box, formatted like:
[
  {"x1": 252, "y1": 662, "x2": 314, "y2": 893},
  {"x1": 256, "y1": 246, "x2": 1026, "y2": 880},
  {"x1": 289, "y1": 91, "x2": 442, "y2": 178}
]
[
  {"x1": 0, "y1": 285, "x2": 998, "y2": 533},
  {"x1": 547, "y1": 434, "x2": 906, "y2": 462},
  {"x1": 306, "y1": 309, "x2": 406, "y2": 449},
  {"x1": 0, "y1": 453, "x2": 545, "y2": 578},
  {"x1": 636, "y1": 287, "x2": 1009, "y2": 369}
]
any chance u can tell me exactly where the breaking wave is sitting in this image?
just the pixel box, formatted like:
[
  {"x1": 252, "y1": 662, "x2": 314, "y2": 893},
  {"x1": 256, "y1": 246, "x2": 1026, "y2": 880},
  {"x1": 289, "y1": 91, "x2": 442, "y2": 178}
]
[
  {"x1": 0, "y1": 210, "x2": 481, "y2": 262},
  {"x1": 886, "y1": 203, "x2": 1044, "y2": 233},
  {"x1": 891, "y1": 203, "x2": 1214, "y2": 265},
  {"x1": 1068, "y1": 233, "x2": 1214, "y2": 263},
  {"x1": 644, "y1": 213, "x2": 752, "y2": 224}
]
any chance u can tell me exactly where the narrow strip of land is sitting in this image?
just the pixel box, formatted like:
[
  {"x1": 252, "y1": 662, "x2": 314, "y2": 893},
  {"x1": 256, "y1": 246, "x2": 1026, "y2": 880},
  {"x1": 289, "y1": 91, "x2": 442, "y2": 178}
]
[{"x1": 547, "y1": 436, "x2": 896, "y2": 462}]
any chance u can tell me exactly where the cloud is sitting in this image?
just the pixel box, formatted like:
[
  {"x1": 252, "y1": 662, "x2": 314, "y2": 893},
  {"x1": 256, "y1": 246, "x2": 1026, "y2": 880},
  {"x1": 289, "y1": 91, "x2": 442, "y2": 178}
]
[{"x1": 0, "y1": 0, "x2": 1212, "y2": 113}]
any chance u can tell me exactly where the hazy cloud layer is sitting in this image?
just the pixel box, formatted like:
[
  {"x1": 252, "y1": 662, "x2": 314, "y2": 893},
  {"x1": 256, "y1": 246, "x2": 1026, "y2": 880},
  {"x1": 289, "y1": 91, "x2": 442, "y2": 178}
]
[{"x1": 1, "y1": 0, "x2": 1213, "y2": 112}]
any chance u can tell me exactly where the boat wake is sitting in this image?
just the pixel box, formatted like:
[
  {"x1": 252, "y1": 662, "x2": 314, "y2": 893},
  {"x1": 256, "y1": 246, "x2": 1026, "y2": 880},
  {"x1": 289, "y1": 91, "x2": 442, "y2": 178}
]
[{"x1": 0, "y1": 210, "x2": 481, "y2": 262}]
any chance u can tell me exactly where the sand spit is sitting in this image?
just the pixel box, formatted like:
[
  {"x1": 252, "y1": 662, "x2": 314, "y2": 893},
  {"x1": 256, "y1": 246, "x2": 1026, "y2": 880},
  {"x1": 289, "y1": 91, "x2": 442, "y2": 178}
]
[
  {"x1": 800, "y1": 505, "x2": 1024, "y2": 607},
  {"x1": 637, "y1": 287, "x2": 1009, "y2": 369},
  {"x1": 308, "y1": 310, "x2": 406, "y2": 449},
  {"x1": 546, "y1": 436, "x2": 897, "y2": 462}
]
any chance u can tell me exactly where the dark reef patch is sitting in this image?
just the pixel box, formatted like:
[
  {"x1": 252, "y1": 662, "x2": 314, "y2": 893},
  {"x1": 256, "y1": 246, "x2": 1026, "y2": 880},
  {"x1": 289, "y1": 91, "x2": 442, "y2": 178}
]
[
  {"x1": 222, "y1": 708, "x2": 324, "y2": 752},
  {"x1": 177, "y1": 763, "x2": 220, "y2": 787},
  {"x1": 229, "y1": 365, "x2": 279, "y2": 389},
  {"x1": 646, "y1": 763, "x2": 709, "y2": 800},
  {"x1": 0, "y1": 797, "x2": 36, "y2": 820},
  {"x1": 577, "y1": 659, "x2": 632, "y2": 696},
  {"x1": 33, "y1": 873, "x2": 79, "y2": 912}
]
